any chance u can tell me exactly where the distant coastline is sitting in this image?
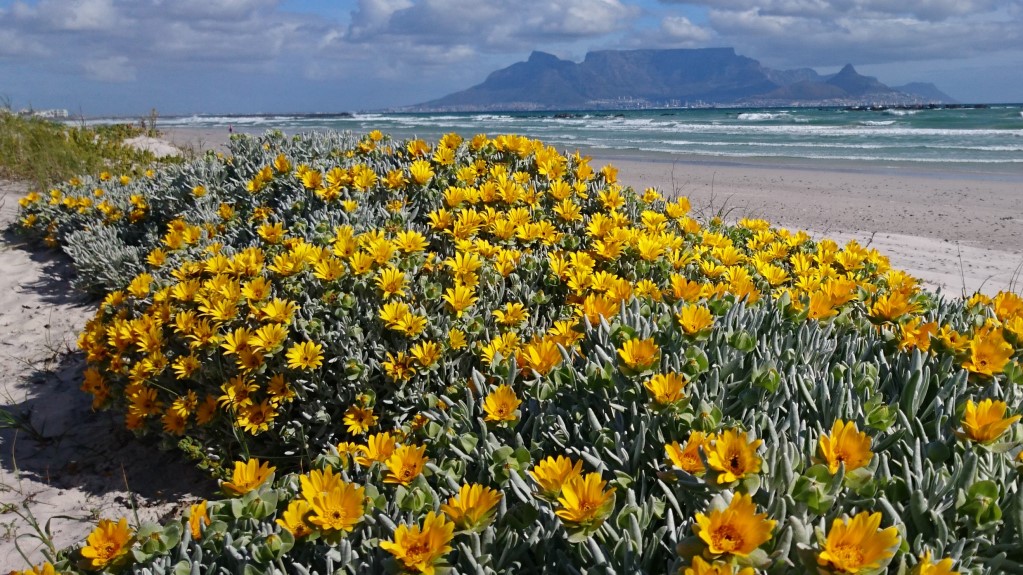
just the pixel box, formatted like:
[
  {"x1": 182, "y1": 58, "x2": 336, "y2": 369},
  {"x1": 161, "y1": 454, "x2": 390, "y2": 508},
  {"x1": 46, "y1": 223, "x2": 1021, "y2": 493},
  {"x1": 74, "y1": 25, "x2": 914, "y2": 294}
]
[{"x1": 90, "y1": 105, "x2": 1023, "y2": 176}]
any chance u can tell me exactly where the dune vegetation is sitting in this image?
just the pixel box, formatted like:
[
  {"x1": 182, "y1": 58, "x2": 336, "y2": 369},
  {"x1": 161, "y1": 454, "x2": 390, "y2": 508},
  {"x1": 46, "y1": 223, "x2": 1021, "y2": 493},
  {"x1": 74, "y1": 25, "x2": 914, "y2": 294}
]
[
  {"x1": 10, "y1": 128, "x2": 1023, "y2": 574},
  {"x1": 0, "y1": 111, "x2": 167, "y2": 191}
]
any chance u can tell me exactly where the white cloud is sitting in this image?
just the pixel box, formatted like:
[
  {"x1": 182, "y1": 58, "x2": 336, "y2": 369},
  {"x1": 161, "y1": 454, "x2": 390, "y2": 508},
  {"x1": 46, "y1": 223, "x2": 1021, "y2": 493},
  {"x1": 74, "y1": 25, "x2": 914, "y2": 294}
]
[
  {"x1": 37, "y1": 0, "x2": 124, "y2": 31},
  {"x1": 350, "y1": 0, "x2": 637, "y2": 50},
  {"x1": 662, "y1": 0, "x2": 1011, "y2": 22},
  {"x1": 347, "y1": 0, "x2": 415, "y2": 41},
  {"x1": 151, "y1": 0, "x2": 279, "y2": 20},
  {"x1": 84, "y1": 55, "x2": 136, "y2": 81},
  {"x1": 704, "y1": 5, "x2": 1022, "y2": 66},
  {"x1": 0, "y1": 29, "x2": 50, "y2": 57},
  {"x1": 2, "y1": 0, "x2": 1022, "y2": 110},
  {"x1": 660, "y1": 15, "x2": 713, "y2": 45}
]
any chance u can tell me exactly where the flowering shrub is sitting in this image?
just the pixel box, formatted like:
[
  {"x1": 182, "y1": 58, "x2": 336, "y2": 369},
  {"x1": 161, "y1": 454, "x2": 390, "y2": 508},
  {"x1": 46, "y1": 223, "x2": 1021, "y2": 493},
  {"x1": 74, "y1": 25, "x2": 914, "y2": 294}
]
[{"x1": 14, "y1": 131, "x2": 1023, "y2": 574}]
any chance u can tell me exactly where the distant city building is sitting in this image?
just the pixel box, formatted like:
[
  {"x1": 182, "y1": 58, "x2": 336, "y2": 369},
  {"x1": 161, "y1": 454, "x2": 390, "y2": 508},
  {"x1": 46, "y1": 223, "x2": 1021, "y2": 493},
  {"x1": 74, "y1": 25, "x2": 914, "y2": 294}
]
[{"x1": 17, "y1": 108, "x2": 70, "y2": 118}]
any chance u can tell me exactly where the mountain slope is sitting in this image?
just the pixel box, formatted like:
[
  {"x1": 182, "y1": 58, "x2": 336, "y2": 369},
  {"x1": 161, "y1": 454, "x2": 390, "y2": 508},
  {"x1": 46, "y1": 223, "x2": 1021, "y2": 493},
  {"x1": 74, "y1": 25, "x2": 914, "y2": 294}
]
[{"x1": 893, "y1": 82, "x2": 958, "y2": 103}]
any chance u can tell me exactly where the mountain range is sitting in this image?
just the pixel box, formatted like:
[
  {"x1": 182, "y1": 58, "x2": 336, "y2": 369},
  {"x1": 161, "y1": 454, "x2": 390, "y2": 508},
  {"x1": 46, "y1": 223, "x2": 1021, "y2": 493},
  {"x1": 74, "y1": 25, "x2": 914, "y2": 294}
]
[{"x1": 410, "y1": 48, "x2": 955, "y2": 111}]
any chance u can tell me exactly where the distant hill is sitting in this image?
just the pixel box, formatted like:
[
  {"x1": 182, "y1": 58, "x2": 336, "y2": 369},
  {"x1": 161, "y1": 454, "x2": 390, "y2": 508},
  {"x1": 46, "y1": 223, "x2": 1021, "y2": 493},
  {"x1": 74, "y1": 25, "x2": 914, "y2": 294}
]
[
  {"x1": 893, "y1": 82, "x2": 958, "y2": 104},
  {"x1": 409, "y1": 49, "x2": 955, "y2": 111}
]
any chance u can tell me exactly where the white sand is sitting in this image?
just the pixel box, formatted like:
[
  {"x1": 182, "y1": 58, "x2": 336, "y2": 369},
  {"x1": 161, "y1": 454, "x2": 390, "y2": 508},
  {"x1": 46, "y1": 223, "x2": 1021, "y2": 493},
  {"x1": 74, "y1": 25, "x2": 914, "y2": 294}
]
[
  {"x1": 122, "y1": 136, "x2": 182, "y2": 158},
  {"x1": 0, "y1": 181, "x2": 212, "y2": 569}
]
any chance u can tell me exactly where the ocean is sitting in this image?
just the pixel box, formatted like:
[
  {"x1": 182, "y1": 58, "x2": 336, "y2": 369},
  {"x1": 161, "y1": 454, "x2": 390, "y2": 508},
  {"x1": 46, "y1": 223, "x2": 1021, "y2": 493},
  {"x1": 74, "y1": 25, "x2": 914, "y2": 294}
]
[{"x1": 140, "y1": 106, "x2": 1023, "y2": 173}]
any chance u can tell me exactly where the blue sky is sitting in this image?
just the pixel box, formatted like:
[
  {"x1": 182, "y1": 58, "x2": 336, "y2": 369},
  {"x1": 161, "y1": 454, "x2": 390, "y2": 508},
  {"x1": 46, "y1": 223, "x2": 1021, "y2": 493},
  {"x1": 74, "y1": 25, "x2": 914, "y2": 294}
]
[{"x1": 1, "y1": 0, "x2": 1021, "y2": 116}]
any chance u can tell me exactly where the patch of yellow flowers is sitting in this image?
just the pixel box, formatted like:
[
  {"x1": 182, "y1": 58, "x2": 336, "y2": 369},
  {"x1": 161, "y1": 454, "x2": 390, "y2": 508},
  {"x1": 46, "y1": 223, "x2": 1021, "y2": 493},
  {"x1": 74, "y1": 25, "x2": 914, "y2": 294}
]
[{"x1": 13, "y1": 130, "x2": 1023, "y2": 574}]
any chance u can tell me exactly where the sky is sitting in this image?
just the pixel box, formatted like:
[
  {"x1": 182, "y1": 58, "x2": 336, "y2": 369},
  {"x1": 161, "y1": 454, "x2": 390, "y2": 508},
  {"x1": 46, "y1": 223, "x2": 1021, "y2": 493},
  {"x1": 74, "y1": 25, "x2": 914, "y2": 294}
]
[{"x1": 1, "y1": 0, "x2": 1021, "y2": 116}]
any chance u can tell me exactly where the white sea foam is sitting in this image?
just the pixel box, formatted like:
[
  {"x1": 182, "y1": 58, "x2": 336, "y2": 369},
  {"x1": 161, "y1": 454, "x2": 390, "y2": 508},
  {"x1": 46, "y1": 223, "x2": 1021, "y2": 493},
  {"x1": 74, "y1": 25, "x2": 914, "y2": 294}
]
[
  {"x1": 737, "y1": 112, "x2": 789, "y2": 121},
  {"x1": 136, "y1": 110, "x2": 1023, "y2": 167},
  {"x1": 884, "y1": 109, "x2": 918, "y2": 116}
]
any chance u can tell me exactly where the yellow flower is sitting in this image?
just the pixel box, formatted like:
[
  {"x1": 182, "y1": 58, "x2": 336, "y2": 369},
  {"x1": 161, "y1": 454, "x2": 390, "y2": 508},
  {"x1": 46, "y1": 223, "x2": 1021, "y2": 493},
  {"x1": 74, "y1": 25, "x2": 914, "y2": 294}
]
[
  {"x1": 440, "y1": 483, "x2": 503, "y2": 530},
  {"x1": 960, "y1": 398, "x2": 1020, "y2": 444},
  {"x1": 694, "y1": 492, "x2": 775, "y2": 557},
  {"x1": 356, "y1": 432, "x2": 398, "y2": 467},
  {"x1": 301, "y1": 467, "x2": 343, "y2": 502},
  {"x1": 993, "y1": 291, "x2": 1023, "y2": 321},
  {"x1": 188, "y1": 500, "x2": 210, "y2": 541},
  {"x1": 343, "y1": 405, "x2": 377, "y2": 435},
  {"x1": 818, "y1": 420, "x2": 873, "y2": 474},
  {"x1": 580, "y1": 293, "x2": 619, "y2": 324},
  {"x1": 409, "y1": 159, "x2": 435, "y2": 185},
  {"x1": 517, "y1": 338, "x2": 564, "y2": 376},
  {"x1": 806, "y1": 291, "x2": 838, "y2": 320},
  {"x1": 80, "y1": 517, "x2": 134, "y2": 570},
  {"x1": 665, "y1": 431, "x2": 708, "y2": 475},
  {"x1": 448, "y1": 328, "x2": 468, "y2": 350},
  {"x1": 618, "y1": 337, "x2": 660, "y2": 371},
  {"x1": 705, "y1": 429, "x2": 762, "y2": 484},
  {"x1": 14, "y1": 562, "x2": 60, "y2": 575},
  {"x1": 899, "y1": 317, "x2": 938, "y2": 351},
  {"x1": 376, "y1": 267, "x2": 407, "y2": 299},
  {"x1": 493, "y1": 302, "x2": 529, "y2": 326},
  {"x1": 251, "y1": 323, "x2": 288, "y2": 353},
  {"x1": 915, "y1": 551, "x2": 959, "y2": 575},
  {"x1": 443, "y1": 284, "x2": 477, "y2": 317},
  {"x1": 127, "y1": 272, "x2": 154, "y2": 298},
  {"x1": 384, "y1": 444, "x2": 429, "y2": 485},
  {"x1": 444, "y1": 251, "x2": 484, "y2": 280},
  {"x1": 869, "y1": 291, "x2": 918, "y2": 322},
  {"x1": 530, "y1": 455, "x2": 583, "y2": 496},
  {"x1": 221, "y1": 458, "x2": 276, "y2": 495},
  {"x1": 379, "y1": 511, "x2": 455, "y2": 575},
  {"x1": 555, "y1": 472, "x2": 616, "y2": 525},
  {"x1": 277, "y1": 499, "x2": 316, "y2": 539},
  {"x1": 382, "y1": 351, "x2": 417, "y2": 381},
  {"x1": 308, "y1": 481, "x2": 367, "y2": 533},
  {"x1": 962, "y1": 325, "x2": 1014, "y2": 376},
  {"x1": 677, "y1": 304, "x2": 715, "y2": 334},
  {"x1": 483, "y1": 384, "x2": 521, "y2": 422},
  {"x1": 818, "y1": 511, "x2": 900, "y2": 573},
  {"x1": 684, "y1": 556, "x2": 756, "y2": 575},
  {"x1": 286, "y1": 341, "x2": 324, "y2": 370},
  {"x1": 410, "y1": 341, "x2": 443, "y2": 368},
  {"x1": 644, "y1": 372, "x2": 686, "y2": 405}
]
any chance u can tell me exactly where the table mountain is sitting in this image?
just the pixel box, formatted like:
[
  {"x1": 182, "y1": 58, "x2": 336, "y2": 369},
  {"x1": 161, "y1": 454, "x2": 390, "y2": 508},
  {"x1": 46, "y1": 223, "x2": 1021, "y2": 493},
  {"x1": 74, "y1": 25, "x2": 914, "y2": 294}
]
[{"x1": 410, "y1": 49, "x2": 954, "y2": 110}]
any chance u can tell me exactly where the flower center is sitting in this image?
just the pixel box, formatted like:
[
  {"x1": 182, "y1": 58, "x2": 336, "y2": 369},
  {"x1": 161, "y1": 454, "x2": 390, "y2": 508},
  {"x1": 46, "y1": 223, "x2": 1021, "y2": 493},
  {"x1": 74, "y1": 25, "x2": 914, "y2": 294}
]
[
  {"x1": 406, "y1": 541, "x2": 430, "y2": 563},
  {"x1": 830, "y1": 543, "x2": 865, "y2": 568},
  {"x1": 711, "y1": 526, "x2": 743, "y2": 553},
  {"x1": 728, "y1": 451, "x2": 742, "y2": 471}
]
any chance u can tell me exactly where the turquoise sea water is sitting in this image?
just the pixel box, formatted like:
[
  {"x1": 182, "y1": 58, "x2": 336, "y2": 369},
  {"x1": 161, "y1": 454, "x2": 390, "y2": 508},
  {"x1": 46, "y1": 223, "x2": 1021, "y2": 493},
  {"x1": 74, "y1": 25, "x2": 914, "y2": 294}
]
[{"x1": 145, "y1": 106, "x2": 1023, "y2": 171}]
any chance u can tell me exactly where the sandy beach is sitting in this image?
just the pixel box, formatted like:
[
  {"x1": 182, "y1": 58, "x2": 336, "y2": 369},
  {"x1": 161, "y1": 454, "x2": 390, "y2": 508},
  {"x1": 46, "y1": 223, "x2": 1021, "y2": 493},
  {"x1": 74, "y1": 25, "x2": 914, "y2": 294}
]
[
  {"x1": 0, "y1": 180, "x2": 213, "y2": 569},
  {"x1": 0, "y1": 126, "x2": 1019, "y2": 568}
]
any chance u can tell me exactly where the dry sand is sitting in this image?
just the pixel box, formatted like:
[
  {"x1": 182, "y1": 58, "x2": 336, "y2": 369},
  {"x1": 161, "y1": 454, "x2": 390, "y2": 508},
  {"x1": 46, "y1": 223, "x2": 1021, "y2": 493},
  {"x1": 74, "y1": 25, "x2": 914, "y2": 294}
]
[
  {"x1": 1, "y1": 127, "x2": 1018, "y2": 568},
  {"x1": 0, "y1": 180, "x2": 213, "y2": 570}
]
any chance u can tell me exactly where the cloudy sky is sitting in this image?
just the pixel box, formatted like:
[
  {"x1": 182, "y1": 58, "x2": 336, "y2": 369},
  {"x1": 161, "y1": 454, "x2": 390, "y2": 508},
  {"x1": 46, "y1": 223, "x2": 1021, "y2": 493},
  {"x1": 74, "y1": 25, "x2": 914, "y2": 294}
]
[{"x1": 1, "y1": 0, "x2": 1021, "y2": 116}]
